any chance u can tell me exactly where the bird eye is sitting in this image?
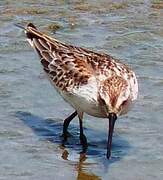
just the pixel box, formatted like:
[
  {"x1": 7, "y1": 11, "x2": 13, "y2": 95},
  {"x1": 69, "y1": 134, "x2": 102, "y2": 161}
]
[
  {"x1": 100, "y1": 98, "x2": 106, "y2": 105},
  {"x1": 121, "y1": 100, "x2": 127, "y2": 106}
]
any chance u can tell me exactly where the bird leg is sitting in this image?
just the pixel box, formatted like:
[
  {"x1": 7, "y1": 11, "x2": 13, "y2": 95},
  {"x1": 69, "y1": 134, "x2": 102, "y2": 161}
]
[
  {"x1": 62, "y1": 110, "x2": 77, "y2": 142},
  {"x1": 107, "y1": 113, "x2": 117, "y2": 159},
  {"x1": 78, "y1": 112, "x2": 88, "y2": 153}
]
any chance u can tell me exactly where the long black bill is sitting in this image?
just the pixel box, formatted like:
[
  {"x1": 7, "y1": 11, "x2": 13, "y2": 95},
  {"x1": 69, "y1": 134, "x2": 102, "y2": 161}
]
[{"x1": 107, "y1": 113, "x2": 117, "y2": 159}]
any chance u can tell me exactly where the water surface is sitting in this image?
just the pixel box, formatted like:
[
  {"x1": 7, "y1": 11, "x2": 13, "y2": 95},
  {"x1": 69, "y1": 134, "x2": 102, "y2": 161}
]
[{"x1": 0, "y1": 0, "x2": 163, "y2": 179}]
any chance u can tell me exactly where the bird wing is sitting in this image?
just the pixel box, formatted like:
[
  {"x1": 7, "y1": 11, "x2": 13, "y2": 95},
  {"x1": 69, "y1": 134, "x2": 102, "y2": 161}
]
[
  {"x1": 25, "y1": 24, "x2": 112, "y2": 90},
  {"x1": 25, "y1": 23, "x2": 137, "y2": 100}
]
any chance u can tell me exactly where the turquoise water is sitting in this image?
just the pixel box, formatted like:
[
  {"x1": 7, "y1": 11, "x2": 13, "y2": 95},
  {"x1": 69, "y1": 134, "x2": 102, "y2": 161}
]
[{"x1": 0, "y1": 0, "x2": 163, "y2": 179}]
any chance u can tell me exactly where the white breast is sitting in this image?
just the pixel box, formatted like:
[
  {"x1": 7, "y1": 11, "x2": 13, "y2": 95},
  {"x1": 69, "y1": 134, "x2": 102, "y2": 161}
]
[{"x1": 60, "y1": 77, "x2": 107, "y2": 118}]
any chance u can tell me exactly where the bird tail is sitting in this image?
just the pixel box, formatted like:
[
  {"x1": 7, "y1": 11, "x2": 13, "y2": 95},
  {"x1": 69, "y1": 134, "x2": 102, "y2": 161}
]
[
  {"x1": 15, "y1": 23, "x2": 60, "y2": 73},
  {"x1": 15, "y1": 22, "x2": 61, "y2": 48},
  {"x1": 15, "y1": 23, "x2": 41, "y2": 47}
]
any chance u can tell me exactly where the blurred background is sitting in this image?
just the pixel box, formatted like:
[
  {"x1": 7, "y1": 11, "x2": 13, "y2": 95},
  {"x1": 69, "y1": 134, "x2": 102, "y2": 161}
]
[{"x1": 0, "y1": 0, "x2": 163, "y2": 179}]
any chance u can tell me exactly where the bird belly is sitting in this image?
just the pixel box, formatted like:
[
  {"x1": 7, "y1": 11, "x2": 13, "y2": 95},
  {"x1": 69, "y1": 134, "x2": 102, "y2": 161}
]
[
  {"x1": 60, "y1": 79, "x2": 107, "y2": 118},
  {"x1": 61, "y1": 92, "x2": 107, "y2": 118}
]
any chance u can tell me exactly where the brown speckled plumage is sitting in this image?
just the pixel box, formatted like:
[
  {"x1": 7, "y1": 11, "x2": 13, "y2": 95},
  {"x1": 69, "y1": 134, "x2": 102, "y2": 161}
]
[
  {"x1": 25, "y1": 24, "x2": 137, "y2": 99},
  {"x1": 18, "y1": 23, "x2": 139, "y2": 159},
  {"x1": 24, "y1": 23, "x2": 138, "y2": 116}
]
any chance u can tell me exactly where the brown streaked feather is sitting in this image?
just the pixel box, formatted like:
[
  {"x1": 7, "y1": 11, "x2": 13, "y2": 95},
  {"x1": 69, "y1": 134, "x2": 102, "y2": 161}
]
[
  {"x1": 21, "y1": 23, "x2": 138, "y2": 160},
  {"x1": 102, "y1": 76, "x2": 128, "y2": 107},
  {"x1": 25, "y1": 23, "x2": 136, "y2": 94},
  {"x1": 38, "y1": 39, "x2": 50, "y2": 50}
]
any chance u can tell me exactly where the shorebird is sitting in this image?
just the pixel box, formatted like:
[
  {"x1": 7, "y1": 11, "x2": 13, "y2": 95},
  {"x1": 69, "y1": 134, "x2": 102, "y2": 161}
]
[{"x1": 16, "y1": 23, "x2": 138, "y2": 159}]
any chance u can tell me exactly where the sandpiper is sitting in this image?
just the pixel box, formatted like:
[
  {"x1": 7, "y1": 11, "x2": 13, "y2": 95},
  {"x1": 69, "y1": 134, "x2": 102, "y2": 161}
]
[{"x1": 17, "y1": 23, "x2": 138, "y2": 159}]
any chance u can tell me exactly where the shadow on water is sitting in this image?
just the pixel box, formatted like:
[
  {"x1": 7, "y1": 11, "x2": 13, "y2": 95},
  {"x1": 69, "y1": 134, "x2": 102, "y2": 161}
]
[{"x1": 15, "y1": 111, "x2": 130, "y2": 179}]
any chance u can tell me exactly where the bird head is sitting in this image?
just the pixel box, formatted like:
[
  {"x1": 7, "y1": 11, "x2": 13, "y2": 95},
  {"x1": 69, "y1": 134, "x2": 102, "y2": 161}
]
[
  {"x1": 99, "y1": 75, "x2": 131, "y2": 116},
  {"x1": 99, "y1": 75, "x2": 131, "y2": 159}
]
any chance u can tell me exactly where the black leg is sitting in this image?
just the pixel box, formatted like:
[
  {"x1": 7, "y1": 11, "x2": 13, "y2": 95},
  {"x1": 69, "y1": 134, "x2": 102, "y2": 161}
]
[
  {"x1": 79, "y1": 115, "x2": 88, "y2": 153},
  {"x1": 62, "y1": 110, "x2": 77, "y2": 142}
]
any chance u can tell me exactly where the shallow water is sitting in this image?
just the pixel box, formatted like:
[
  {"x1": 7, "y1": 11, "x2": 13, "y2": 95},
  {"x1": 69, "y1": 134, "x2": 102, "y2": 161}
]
[{"x1": 0, "y1": 0, "x2": 163, "y2": 179}]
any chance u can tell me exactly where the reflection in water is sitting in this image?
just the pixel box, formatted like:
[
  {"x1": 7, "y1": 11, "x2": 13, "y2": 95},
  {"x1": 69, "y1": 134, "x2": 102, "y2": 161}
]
[
  {"x1": 76, "y1": 154, "x2": 101, "y2": 180},
  {"x1": 61, "y1": 148, "x2": 101, "y2": 180}
]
